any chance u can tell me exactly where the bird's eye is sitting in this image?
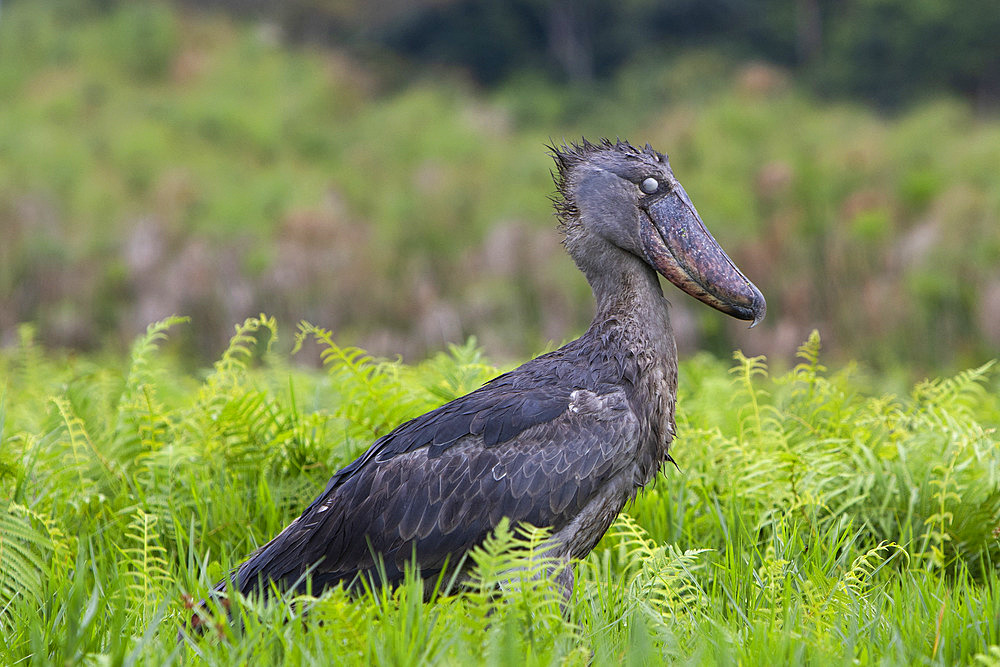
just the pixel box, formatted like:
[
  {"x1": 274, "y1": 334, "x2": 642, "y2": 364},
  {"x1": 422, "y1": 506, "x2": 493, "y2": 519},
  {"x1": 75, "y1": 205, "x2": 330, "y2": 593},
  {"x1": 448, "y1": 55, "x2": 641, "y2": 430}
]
[{"x1": 640, "y1": 177, "x2": 659, "y2": 194}]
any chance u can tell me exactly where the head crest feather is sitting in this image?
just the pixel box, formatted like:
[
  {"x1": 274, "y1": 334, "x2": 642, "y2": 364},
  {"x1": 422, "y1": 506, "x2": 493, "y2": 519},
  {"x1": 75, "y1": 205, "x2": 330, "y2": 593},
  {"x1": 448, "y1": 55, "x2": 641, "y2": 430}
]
[{"x1": 546, "y1": 138, "x2": 664, "y2": 233}]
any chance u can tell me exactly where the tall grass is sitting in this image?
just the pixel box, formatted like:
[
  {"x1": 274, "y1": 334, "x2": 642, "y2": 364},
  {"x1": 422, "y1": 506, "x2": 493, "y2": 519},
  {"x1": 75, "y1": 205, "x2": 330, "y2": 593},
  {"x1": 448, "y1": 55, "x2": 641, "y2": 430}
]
[{"x1": 1, "y1": 318, "x2": 997, "y2": 663}]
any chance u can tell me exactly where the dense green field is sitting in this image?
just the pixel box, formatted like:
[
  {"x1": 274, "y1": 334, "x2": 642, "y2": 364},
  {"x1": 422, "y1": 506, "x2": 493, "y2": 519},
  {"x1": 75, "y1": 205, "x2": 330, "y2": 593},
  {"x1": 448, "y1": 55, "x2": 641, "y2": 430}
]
[{"x1": 1, "y1": 316, "x2": 998, "y2": 664}]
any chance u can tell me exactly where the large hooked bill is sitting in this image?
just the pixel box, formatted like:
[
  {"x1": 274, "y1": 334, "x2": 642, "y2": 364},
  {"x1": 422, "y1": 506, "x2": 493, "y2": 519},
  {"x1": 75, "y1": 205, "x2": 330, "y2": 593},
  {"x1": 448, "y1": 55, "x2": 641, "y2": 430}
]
[{"x1": 639, "y1": 182, "x2": 766, "y2": 326}]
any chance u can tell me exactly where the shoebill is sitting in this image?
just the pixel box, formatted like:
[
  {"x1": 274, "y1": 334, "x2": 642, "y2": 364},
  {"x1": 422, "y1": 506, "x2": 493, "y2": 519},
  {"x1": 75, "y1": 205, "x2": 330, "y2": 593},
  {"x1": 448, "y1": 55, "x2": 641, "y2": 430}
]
[{"x1": 207, "y1": 138, "x2": 765, "y2": 610}]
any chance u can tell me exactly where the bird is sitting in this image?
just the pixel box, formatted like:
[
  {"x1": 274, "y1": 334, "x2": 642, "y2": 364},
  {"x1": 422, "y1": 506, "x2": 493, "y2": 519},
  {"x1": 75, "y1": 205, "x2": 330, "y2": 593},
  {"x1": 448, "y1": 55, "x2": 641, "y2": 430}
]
[{"x1": 210, "y1": 138, "x2": 765, "y2": 609}]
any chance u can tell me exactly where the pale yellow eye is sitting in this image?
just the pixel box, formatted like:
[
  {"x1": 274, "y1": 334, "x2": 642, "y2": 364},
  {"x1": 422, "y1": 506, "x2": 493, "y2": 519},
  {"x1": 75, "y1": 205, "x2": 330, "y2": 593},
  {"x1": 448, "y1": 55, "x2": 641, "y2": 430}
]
[{"x1": 640, "y1": 177, "x2": 658, "y2": 194}]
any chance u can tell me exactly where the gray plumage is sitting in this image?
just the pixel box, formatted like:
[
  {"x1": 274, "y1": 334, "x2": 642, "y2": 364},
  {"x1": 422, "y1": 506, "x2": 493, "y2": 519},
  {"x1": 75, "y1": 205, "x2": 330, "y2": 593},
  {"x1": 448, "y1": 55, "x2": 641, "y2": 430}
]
[{"x1": 216, "y1": 138, "x2": 765, "y2": 604}]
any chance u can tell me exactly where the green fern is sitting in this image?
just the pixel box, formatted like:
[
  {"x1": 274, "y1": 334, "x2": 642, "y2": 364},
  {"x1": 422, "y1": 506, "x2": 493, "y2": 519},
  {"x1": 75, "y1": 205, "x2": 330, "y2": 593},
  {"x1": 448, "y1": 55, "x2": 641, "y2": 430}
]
[
  {"x1": 790, "y1": 330, "x2": 826, "y2": 395},
  {"x1": 0, "y1": 503, "x2": 54, "y2": 628},
  {"x1": 202, "y1": 314, "x2": 279, "y2": 396},
  {"x1": 3, "y1": 316, "x2": 1000, "y2": 663},
  {"x1": 101, "y1": 317, "x2": 191, "y2": 496},
  {"x1": 603, "y1": 513, "x2": 710, "y2": 622},
  {"x1": 52, "y1": 394, "x2": 124, "y2": 499},
  {"x1": 294, "y1": 321, "x2": 434, "y2": 447},
  {"x1": 837, "y1": 541, "x2": 905, "y2": 598},
  {"x1": 409, "y1": 338, "x2": 498, "y2": 403},
  {"x1": 921, "y1": 451, "x2": 962, "y2": 569},
  {"x1": 465, "y1": 519, "x2": 564, "y2": 598},
  {"x1": 730, "y1": 349, "x2": 771, "y2": 441},
  {"x1": 463, "y1": 518, "x2": 573, "y2": 652},
  {"x1": 911, "y1": 360, "x2": 995, "y2": 415},
  {"x1": 122, "y1": 315, "x2": 190, "y2": 402},
  {"x1": 117, "y1": 507, "x2": 171, "y2": 619}
]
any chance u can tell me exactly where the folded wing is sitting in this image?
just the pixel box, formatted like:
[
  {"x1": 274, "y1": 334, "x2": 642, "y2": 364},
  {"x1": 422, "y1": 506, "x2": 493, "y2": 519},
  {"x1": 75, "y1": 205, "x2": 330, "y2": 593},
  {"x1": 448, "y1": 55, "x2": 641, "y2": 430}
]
[{"x1": 229, "y1": 383, "x2": 639, "y2": 595}]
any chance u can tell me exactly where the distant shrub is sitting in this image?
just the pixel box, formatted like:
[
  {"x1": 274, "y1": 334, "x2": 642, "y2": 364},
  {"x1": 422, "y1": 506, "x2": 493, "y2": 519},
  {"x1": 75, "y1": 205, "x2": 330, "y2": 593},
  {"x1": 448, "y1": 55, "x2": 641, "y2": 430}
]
[
  {"x1": 108, "y1": 2, "x2": 177, "y2": 82},
  {"x1": 2, "y1": 1, "x2": 1000, "y2": 373}
]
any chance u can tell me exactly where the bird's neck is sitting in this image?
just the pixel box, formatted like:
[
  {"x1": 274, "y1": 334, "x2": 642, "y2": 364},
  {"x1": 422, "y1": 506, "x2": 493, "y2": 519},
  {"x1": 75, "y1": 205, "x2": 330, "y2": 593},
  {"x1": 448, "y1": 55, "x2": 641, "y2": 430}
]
[
  {"x1": 586, "y1": 249, "x2": 672, "y2": 337},
  {"x1": 583, "y1": 246, "x2": 678, "y2": 476}
]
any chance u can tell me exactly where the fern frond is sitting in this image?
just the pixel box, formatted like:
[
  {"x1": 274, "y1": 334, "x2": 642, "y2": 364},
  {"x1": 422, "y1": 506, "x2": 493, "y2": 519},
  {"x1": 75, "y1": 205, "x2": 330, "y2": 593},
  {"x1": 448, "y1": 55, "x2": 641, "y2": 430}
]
[
  {"x1": 795, "y1": 329, "x2": 824, "y2": 369},
  {"x1": 796, "y1": 538, "x2": 907, "y2": 638},
  {"x1": 730, "y1": 350, "x2": 770, "y2": 440},
  {"x1": 52, "y1": 395, "x2": 124, "y2": 494},
  {"x1": 297, "y1": 323, "x2": 399, "y2": 408},
  {"x1": 295, "y1": 321, "x2": 431, "y2": 444},
  {"x1": 921, "y1": 451, "x2": 962, "y2": 569},
  {"x1": 122, "y1": 315, "x2": 189, "y2": 400},
  {"x1": 466, "y1": 519, "x2": 563, "y2": 594},
  {"x1": 789, "y1": 329, "x2": 827, "y2": 399},
  {"x1": 203, "y1": 314, "x2": 278, "y2": 395},
  {"x1": 838, "y1": 541, "x2": 906, "y2": 598},
  {"x1": 103, "y1": 319, "x2": 187, "y2": 493},
  {"x1": 214, "y1": 389, "x2": 281, "y2": 473},
  {"x1": 414, "y1": 338, "x2": 498, "y2": 403},
  {"x1": 0, "y1": 504, "x2": 53, "y2": 628},
  {"x1": 912, "y1": 360, "x2": 995, "y2": 412},
  {"x1": 118, "y1": 507, "x2": 172, "y2": 618},
  {"x1": 11, "y1": 503, "x2": 73, "y2": 578},
  {"x1": 464, "y1": 519, "x2": 570, "y2": 638},
  {"x1": 604, "y1": 513, "x2": 710, "y2": 621}
]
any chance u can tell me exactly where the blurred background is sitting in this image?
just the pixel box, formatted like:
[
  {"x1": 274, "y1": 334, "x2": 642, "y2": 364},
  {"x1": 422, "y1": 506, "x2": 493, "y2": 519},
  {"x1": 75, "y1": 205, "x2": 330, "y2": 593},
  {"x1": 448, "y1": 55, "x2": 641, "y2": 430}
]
[{"x1": 1, "y1": 0, "x2": 999, "y2": 376}]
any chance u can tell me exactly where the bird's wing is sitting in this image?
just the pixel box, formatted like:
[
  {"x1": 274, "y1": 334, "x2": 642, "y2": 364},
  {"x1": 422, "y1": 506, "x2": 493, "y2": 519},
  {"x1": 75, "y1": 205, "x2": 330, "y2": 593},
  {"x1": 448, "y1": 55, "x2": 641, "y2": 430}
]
[
  {"x1": 233, "y1": 384, "x2": 640, "y2": 594},
  {"x1": 310, "y1": 371, "x2": 572, "y2": 502}
]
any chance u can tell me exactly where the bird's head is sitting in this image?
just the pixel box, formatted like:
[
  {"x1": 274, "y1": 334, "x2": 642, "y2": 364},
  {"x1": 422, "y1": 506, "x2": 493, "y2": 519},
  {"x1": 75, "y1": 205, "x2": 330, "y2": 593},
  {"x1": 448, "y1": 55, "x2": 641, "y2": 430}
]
[{"x1": 552, "y1": 139, "x2": 765, "y2": 325}]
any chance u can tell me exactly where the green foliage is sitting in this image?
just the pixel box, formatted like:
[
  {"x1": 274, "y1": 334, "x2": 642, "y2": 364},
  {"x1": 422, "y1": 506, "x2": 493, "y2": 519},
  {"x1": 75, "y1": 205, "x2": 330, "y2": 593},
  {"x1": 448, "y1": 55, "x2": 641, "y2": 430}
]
[
  {"x1": 2, "y1": 2, "x2": 999, "y2": 371},
  {"x1": 107, "y1": 2, "x2": 178, "y2": 82},
  {"x1": 118, "y1": 507, "x2": 172, "y2": 618},
  {"x1": 599, "y1": 513, "x2": 711, "y2": 623},
  {"x1": 239, "y1": 0, "x2": 1000, "y2": 106},
  {"x1": 0, "y1": 320, "x2": 998, "y2": 663},
  {"x1": 462, "y1": 519, "x2": 582, "y2": 663},
  {"x1": 0, "y1": 504, "x2": 55, "y2": 625}
]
